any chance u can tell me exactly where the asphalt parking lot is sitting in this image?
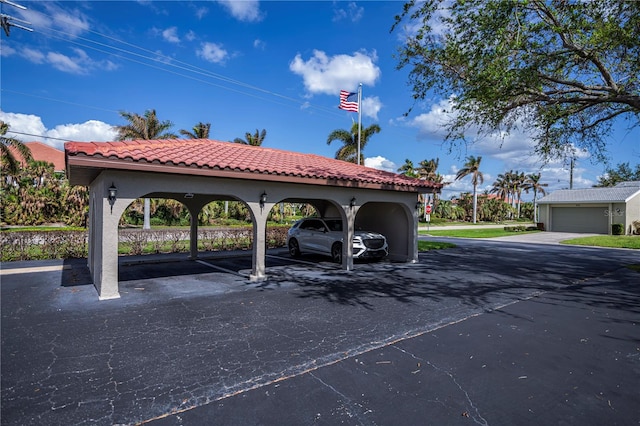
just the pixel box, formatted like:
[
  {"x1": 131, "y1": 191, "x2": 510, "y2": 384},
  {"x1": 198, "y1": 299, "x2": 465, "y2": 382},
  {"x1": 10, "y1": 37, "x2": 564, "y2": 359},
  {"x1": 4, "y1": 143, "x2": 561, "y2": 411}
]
[{"x1": 1, "y1": 237, "x2": 639, "y2": 425}]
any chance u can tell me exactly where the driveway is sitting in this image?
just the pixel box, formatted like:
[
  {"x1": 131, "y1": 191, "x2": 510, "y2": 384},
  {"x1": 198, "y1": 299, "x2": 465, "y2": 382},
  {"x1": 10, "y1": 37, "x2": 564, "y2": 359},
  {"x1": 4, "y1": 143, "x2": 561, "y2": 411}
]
[
  {"x1": 420, "y1": 224, "x2": 603, "y2": 245},
  {"x1": 1, "y1": 241, "x2": 639, "y2": 425},
  {"x1": 486, "y1": 231, "x2": 602, "y2": 244}
]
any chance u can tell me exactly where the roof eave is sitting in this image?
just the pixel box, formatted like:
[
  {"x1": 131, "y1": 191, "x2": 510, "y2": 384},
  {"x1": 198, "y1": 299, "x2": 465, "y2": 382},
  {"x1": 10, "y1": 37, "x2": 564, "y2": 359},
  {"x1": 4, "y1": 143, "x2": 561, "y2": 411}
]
[
  {"x1": 538, "y1": 199, "x2": 625, "y2": 204},
  {"x1": 66, "y1": 155, "x2": 438, "y2": 193}
]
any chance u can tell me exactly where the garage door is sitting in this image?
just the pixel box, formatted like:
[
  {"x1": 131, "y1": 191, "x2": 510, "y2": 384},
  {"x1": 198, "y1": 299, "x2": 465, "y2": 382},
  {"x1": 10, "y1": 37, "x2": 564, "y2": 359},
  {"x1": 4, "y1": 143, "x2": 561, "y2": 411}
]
[{"x1": 551, "y1": 207, "x2": 608, "y2": 234}]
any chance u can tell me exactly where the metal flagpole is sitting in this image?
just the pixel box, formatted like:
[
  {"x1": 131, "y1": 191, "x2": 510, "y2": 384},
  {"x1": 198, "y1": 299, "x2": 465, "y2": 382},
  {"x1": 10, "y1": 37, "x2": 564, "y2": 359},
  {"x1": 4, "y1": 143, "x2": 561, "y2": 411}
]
[{"x1": 357, "y1": 83, "x2": 362, "y2": 165}]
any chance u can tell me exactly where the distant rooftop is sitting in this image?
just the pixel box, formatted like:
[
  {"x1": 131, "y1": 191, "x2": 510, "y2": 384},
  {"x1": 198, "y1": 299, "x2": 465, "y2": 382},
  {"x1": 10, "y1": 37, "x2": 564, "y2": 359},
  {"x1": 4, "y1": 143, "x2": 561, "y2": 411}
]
[
  {"x1": 7, "y1": 141, "x2": 65, "y2": 172},
  {"x1": 539, "y1": 181, "x2": 640, "y2": 204}
]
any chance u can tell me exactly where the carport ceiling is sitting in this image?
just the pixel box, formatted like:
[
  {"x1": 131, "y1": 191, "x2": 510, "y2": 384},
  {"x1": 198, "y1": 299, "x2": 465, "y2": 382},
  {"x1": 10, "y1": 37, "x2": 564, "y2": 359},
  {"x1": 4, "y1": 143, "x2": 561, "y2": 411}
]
[{"x1": 66, "y1": 139, "x2": 442, "y2": 193}]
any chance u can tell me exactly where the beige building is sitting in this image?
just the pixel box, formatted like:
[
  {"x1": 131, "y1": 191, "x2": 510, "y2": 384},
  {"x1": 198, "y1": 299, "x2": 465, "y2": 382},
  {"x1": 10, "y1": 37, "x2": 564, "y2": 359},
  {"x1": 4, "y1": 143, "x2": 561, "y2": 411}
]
[
  {"x1": 65, "y1": 139, "x2": 442, "y2": 300},
  {"x1": 538, "y1": 181, "x2": 640, "y2": 234}
]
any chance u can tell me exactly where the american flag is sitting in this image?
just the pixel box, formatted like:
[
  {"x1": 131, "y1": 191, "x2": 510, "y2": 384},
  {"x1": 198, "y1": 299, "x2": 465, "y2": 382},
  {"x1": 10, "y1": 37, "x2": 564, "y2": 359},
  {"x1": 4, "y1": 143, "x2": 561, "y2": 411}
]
[{"x1": 338, "y1": 90, "x2": 358, "y2": 112}]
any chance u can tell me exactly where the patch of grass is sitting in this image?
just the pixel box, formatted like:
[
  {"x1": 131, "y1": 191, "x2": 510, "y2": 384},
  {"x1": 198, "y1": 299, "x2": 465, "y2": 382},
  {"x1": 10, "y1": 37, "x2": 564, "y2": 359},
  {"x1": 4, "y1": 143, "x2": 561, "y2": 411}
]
[
  {"x1": 418, "y1": 240, "x2": 456, "y2": 251},
  {"x1": 626, "y1": 264, "x2": 640, "y2": 272},
  {"x1": 561, "y1": 235, "x2": 640, "y2": 249},
  {"x1": 420, "y1": 229, "x2": 540, "y2": 238}
]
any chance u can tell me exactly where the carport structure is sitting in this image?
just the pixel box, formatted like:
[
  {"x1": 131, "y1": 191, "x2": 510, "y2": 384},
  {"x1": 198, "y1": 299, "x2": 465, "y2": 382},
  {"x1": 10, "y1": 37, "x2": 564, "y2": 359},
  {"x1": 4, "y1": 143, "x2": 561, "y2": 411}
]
[{"x1": 65, "y1": 139, "x2": 442, "y2": 300}]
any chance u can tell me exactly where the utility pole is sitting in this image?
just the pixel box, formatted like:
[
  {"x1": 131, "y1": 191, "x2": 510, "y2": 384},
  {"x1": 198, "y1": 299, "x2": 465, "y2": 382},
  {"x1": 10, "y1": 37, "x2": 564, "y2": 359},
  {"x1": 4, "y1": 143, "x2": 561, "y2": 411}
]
[
  {"x1": 1, "y1": 0, "x2": 32, "y2": 37},
  {"x1": 569, "y1": 157, "x2": 574, "y2": 190}
]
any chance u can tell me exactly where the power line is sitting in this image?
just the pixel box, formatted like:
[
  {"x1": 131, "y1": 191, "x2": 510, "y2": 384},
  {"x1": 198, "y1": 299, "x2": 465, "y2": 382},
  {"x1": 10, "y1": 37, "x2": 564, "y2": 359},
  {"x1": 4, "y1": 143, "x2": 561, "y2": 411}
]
[
  {"x1": 5, "y1": 130, "x2": 81, "y2": 143},
  {"x1": 1, "y1": 0, "x2": 32, "y2": 36},
  {"x1": 20, "y1": 6, "x2": 345, "y2": 121},
  {"x1": 2, "y1": 3, "x2": 436, "y2": 166},
  {"x1": 1, "y1": 89, "x2": 121, "y2": 114}
]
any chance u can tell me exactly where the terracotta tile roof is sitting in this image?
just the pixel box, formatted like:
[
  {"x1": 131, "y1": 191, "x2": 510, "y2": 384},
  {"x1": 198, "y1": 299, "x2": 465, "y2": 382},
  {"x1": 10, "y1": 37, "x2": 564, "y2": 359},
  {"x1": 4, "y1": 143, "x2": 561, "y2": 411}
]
[
  {"x1": 65, "y1": 139, "x2": 442, "y2": 192},
  {"x1": 7, "y1": 142, "x2": 66, "y2": 172}
]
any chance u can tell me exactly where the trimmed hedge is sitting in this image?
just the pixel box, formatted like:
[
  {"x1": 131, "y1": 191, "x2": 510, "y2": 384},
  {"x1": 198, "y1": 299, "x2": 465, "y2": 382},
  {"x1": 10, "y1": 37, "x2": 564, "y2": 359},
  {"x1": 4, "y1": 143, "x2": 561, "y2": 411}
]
[
  {"x1": 611, "y1": 223, "x2": 624, "y2": 235},
  {"x1": 504, "y1": 225, "x2": 538, "y2": 232},
  {"x1": 1, "y1": 226, "x2": 289, "y2": 262}
]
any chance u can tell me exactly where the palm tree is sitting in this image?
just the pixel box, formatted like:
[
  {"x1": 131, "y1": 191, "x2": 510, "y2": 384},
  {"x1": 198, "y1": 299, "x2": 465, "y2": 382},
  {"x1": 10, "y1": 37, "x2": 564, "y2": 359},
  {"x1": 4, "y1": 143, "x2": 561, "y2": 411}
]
[
  {"x1": 416, "y1": 157, "x2": 446, "y2": 212},
  {"x1": 234, "y1": 129, "x2": 266, "y2": 146},
  {"x1": 114, "y1": 109, "x2": 177, "y2": 228},
  {"x1": 524, "y1": 173, "x2": 548, "y2": 223},
  {"x1": 1, "y1": 120, "x2": 32, "y2": 175},
  {"x1": 512, "y1": 171, "x2": 527, "y2": 219},
  {"x1": 180, "y1": 122, "x2": 211, "y2": 139},
  {"x1": 397, "y1": 159, "x2": 418, "y2": 177},
  {"x1": 455, "y1": 155, "x2": 484, "y2": 223},
  {"x1": 326, "y1": 122, "x2": 381, "y2": 164},
  {"x1": 115, "y1": 109, "x2": 177, "y2": 141},
  {"x1": 490, "y1": 173, "x2": 511, "y2": 203},
  {"x1": 416, "y1": 158, "x2": 440, "y2": 181}
]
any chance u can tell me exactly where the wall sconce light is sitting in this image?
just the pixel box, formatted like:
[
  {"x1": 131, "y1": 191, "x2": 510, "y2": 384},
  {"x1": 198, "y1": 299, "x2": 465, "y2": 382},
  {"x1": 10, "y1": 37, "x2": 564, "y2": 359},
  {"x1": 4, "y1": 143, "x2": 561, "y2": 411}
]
[
  {"x1": 108, "y1": 183, "x2": 117, "y2": 213},
  {"x1": 260, "y1": 192, "x2": 267, "y2": 207},
  {"x1": 350, "y1": 197, "x2": 357, "y2": 208},
  {"x1": 415, "y1": 201, "x2": 422, "y2": 210}
]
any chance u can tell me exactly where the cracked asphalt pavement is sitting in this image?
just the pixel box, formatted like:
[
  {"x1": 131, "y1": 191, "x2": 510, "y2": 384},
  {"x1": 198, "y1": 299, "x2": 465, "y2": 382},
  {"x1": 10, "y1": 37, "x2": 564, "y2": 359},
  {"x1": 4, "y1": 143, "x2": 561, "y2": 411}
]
[{"x1": 1, "y1": 238, "x2": 639, "y2": 425}]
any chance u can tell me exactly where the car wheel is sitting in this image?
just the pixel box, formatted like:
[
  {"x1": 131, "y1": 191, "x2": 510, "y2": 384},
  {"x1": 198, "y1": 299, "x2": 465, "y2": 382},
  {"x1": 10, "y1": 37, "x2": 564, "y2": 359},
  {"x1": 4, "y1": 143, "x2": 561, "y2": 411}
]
[
  {"x1": 331, "y1": 242, "x2": 342, "y2": 264},
  {"x1": 288, "y1": 239, "x2": 301, "y2": 258}
]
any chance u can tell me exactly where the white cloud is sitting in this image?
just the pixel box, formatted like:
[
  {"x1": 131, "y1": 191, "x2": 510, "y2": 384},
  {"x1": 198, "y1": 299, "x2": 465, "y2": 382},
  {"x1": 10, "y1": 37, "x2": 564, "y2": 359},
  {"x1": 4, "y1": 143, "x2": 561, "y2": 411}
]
[
  {"x1": 15, "y1": 46, "x2": 118, "y2": 75},
  {"x1": 0, "y1": 44, "x2": 16, "y2": 57},
  {"x1": 253, "y1": 39, "x2": 266, "y2": 50},
  {"x1": 365, "y1": 156, "x2": 396, "y2": 173},
  {"x1": 361, "y1": 96, "x2": 382, "y2": 120},
  {"x1": 0, "y1": 111, "x2": 47, "y2": 141},
  {"x1": 47, "y1": 121, "x2": 118, "y2": 148},
  {"x1": 404, "y1": 100, "x2": 597, "y2": 198},
  {"x1": 47, "y1": 51, "x2": 86, "y2": 75},
  {"x1": 217, "y1": 0, "x2": 263, "y2": 22},
  {"x1": 402, "y1": 96, "x2": 588, "y2": 175},
  {"x1": 197, "y1": 42, "x2": 228, "y2": 64},
  {"x1": 162, "y1": 27, "x2": 181, "y2": 43},
  {"x1": 0, "y1": 111, "x2": 117, "y2": 150},
  {"x1": 21, "y1": 47, "x2": 46, "y2": 63},
  {"x1": 19, "y1": 3, "x2": 90, "y2": 37},
  {"x1": 401, "y1": 97, "x2": 453, "y2": 140},
  {"x1": 394, "y1": 2, "x2": 450, "y2": 41},
  {"x1": 194, "y1": 6, "x2": 208, "y2": 19},
  {"x1": 289, "y1": 50, "x2": 381, "y2": 97},
  {"x1": 333, "y1": 2, "x2": 364, "y2": 22}
]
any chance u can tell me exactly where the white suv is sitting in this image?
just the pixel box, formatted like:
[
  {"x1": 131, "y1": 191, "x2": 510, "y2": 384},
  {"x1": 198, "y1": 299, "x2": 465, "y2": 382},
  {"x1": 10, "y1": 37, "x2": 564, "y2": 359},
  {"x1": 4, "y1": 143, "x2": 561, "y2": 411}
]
[{"x1": 287, "y1": 217, "x2": 388, "y2": 263}]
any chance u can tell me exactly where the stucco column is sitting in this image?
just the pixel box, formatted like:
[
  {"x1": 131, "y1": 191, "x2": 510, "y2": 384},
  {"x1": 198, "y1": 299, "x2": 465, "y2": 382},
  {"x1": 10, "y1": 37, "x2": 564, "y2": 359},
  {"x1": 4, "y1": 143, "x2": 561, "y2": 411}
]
[
  {"x1": 249, "y1": 201, "x2": 272, "y2": 281},
  {"x1": 87, "y1": 192, "x2": 96, "y2": 274},
  {"x1": 608, "y1": 203, "x2": 613, "y2": 235},
  {"x1": 410, "y1": 202, "x2": 420, "y2": 263},
  {"x1": 345, "y1": 205, "x2": 355, "y2": 271},
  {"x1": 189, "y1": 207, "x2": 199, "y2": 260},
  {"x1": 95, "y1": 187, "x2": 123, "y2": 300}
]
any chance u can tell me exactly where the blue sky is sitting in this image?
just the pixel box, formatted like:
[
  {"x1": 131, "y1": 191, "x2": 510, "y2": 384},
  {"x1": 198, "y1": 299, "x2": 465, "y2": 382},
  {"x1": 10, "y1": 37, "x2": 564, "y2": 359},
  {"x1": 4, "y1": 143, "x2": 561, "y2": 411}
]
[{"x1": 1, "y1": 0, "x2": 638, "y2": 200}]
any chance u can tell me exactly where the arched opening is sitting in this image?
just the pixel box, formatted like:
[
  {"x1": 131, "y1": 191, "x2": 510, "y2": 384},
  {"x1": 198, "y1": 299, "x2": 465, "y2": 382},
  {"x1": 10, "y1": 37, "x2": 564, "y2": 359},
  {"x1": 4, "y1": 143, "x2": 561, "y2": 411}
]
[{"x1": 355, "y1": 201, "x2": 413, "y2": 262}]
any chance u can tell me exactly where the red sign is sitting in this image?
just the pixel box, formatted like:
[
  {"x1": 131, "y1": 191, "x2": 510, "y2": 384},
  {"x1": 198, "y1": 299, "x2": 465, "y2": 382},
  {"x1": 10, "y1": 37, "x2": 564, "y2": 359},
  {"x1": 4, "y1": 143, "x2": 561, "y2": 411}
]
[{"x1": 425, "y1": 204, "x2": 432, "y2": 214}]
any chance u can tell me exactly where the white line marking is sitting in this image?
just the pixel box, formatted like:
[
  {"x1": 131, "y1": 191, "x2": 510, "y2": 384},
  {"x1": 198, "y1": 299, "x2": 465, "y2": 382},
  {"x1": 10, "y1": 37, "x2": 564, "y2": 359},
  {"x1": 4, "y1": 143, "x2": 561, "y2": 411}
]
[
  {"x1": 195, "y1": 260, "x2": 247, "y2": 277},
  {"x1": 0, "y1": 265, "x2": 70, "y2": 276}
]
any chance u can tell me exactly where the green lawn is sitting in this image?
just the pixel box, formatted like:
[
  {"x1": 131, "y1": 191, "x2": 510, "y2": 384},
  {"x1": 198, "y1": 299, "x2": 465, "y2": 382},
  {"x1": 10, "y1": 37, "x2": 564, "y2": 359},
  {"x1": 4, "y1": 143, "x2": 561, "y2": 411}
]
[
  {"x1": 418, "y1": 240, "x2": 457, "y2": 251},
  {"x1": 421, "y1": 228, "x2": 640, "y2": 249},
  {"x1": 561, "y1": 235, "x2": 640, "y2": 250},
  {"x1": 420, "y1": 228, "x2": 540, "y2": 238}
]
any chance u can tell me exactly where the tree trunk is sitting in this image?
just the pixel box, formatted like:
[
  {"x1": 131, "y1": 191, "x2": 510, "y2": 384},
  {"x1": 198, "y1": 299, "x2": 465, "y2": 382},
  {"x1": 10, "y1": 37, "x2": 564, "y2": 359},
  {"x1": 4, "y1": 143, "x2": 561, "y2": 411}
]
[{"x1": 472, "y1": 184, "x2": 477, "y2": 224}]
